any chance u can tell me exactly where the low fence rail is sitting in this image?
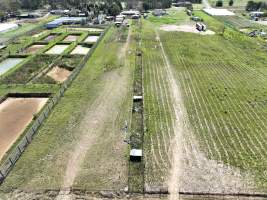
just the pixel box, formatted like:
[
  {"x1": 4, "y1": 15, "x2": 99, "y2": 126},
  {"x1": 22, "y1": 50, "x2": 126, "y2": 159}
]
[{"x1": 0, "y1": 25, "x2": 110, "y2": 184}]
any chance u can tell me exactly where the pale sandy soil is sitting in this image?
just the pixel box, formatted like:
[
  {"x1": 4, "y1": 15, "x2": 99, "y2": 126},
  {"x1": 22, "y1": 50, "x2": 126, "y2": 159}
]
[
  {"x1": 84, "y1": 36, "x2": 99, "y2": 43},
  {"x1": 160, "y1": 24, "x2": 215, "y2": 35},
  {"x1": 47, "y1": 66, "x2": 71, "y2": 83},
  {"x1": 63, "y1": 35, "x2": 79, "y2": 42},
  {"x1": 70, "y1": 45, "x2": 90, "y2": 55},
  {"x1": 0, "y1": 97, "x2": 48, "y2": 161}
]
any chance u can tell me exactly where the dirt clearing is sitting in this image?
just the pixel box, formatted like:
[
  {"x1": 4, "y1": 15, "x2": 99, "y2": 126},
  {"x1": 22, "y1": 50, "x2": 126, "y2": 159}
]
[
  {"x1": 63, "y1": 35, "x2": 79, "y2": 42},
  {"x1": 160, "y1": 24, "x2": 215, "y2": 35},
  {"x1": 0, "y1": 97, "x2": 48, "y2": 161},
  {"x1": 24, "y1": 44, "x2": 45, "y2": 54},
  {"x1": 47, "y1": 66, "x2": 71, "y2": 83},
  {"x1": 70, "y1": 45, "x2": 90, "y2": 55}
]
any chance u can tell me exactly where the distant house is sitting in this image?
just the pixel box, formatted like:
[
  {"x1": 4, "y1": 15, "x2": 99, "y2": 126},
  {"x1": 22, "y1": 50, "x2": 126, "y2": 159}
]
[
  {"x1": 249, "y1": 11, "x2": 264, "y2": 20},
  {"x1": 46, "y1": 17, "x2": 87, "y2": 29},
  {"x1": 152, "y1": 9, "x2": 167, "y2": 16},
  {"x1": 172, "y1": 2, "x2": 192, "y2": 7},
  {"x1": 121, "y1": 10, "x2": 140, "y2": 17},
  {"x1": 50, "y1": 10, "x2": 70, "y2": 15},
  {"x1": 18, "y1": 13, "x2": 41, "y2": 19}
]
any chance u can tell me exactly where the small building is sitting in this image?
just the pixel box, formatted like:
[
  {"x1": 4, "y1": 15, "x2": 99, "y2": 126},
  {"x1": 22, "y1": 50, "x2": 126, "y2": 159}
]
[
  {"x1": 18, "y1": 13, "x2": 41, "y2": 19},
  {"x1": 130, "y1": 149, "x2": 142, "y2": 162},
  {"x1": 45, "y1": 17, "x2": 87, "y2": 29},
  {"x1": 152, "y1": 9, "x2": 167, "y2": 16},
  {"x1": 132, "y1": 14, "x2": 140, "y2": 19},
  {"x1": 121, "y1": 10, "x2": 140, "y2": 17},
  {"x1": 46, "y1": 20, "x2": 62, "y2": 29},
  {"x1": 133, "y1": 95, "x2": 143, "y2": 102},
  {"x1": 172, "y1": 2, "x2": 192, "y2": 7},
  {"x1": 0, "y1": 23, "x2": 18, "y2": 33},
  {"x1": 249, "y1": 11, "x2": 264, "y2": 17}
]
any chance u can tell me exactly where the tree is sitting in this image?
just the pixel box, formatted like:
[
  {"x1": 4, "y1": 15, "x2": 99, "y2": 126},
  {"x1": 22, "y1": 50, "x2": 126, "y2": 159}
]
[
  {"x1": 229, "y1": 0, "x2": 234, "y2": 6},
  {"x1": 108, "y1": 3, "x2": 121, "y2": 16},
  {"x1": 143, "y1": 2, "x2": 149, "y2": 10},
  {"x1": 216, "y1": 0, "x2": 223, "y2": 7}
]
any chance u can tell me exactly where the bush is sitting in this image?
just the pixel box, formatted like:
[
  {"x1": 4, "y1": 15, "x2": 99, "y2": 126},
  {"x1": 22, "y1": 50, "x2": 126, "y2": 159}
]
[
  {"x1": 216, "y1": 0, "x2": 223, "y2": 7},
  {"x1": 229, "y1": 0, "x2": 234, "y2": 6}
]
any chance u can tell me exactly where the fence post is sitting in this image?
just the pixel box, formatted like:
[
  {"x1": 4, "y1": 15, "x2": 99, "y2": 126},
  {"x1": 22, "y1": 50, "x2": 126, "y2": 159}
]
[
  {"x1": 17, "y1": 146, "x2": 22, "y2": 154},
  {"x1": 0, "y1": 170, "x2": 4, "y2": 177},
  {"x1": 9, "y1": 157, "x2": 13, "y2": 165}
]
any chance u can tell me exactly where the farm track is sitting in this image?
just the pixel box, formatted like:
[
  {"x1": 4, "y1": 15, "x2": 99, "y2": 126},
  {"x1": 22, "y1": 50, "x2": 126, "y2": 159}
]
[
  {"x1": 142, "y1": 18, "x2": 266, "y2": 195},
  {"x1": 160, "y1": 31, "x2": 267, "y2": 192},
  {"x1": 54, "y1": 29, "x2": 132, "y2": 199}
]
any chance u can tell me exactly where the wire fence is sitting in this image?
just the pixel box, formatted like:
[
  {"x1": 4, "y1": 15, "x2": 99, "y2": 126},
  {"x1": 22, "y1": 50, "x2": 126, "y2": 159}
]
[{"x1": 0, "y1": 25, "x2": 110, "y2": 184}]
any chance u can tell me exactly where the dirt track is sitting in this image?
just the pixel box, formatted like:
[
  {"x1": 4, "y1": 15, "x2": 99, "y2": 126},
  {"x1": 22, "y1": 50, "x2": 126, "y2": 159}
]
[
  {"x1": 55, "y1": 28, "x2": 132, "y2": 200},
  {"x1": 156, "y1": 30, "x2": 255, "y2": 195},
  {"x1": 0, "y1": 98, "x2": 48, "y2": 161}
]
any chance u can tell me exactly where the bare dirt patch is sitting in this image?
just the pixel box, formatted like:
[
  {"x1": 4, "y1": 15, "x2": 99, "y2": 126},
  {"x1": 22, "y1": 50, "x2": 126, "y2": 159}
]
[
  {"x1": 47, "y1": 66, "x2": 71, "y2": 83},
  {"x1": 0, "y1": 97, "x2": 48, "y2": 160},
  {"x1": 63, "y1": 35, "x2": 79, "y2": 42},
  {"x1": 24, "y1": 44, "x2": 45, "y2": 54},
  {"x1": 42, "y1": 34, "x2": 57, "y2": 42},
  {"x1": 160, "y1": 24, "x2": 215, "y2": 35}
]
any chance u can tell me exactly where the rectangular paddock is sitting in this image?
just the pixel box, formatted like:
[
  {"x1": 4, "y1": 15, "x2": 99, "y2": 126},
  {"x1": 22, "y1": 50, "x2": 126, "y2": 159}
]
[{"x1": 0, "y1": 93, "x2": 51, "y2": 161}]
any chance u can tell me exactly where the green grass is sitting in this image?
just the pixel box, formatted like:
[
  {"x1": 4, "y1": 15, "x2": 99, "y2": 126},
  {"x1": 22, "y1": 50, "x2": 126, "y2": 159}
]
[
  {"x1": 160, "y1": 24, "x2": 267, "y2": 191},
  {"x1": 147, "y1": 7, "x2": 190, "y2": 26},
  {"x1": 0, "y1": 55, "x2": 58, "y2": 84},
  {"x1": 0, "y1": 25, "x2": 132, "y2": 193},
  {"x1": 141, "y1": 6, "x2": 267, "y2": 191},
  {"x1": 0, "y1": 16, "x2": 57, "y2": 43},
  {"x1": 141, "y1": 20, "x2": 174, "y2": 187}
]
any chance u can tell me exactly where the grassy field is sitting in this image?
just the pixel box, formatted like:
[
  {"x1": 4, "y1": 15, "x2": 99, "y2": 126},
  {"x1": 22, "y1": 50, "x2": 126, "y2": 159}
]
[
  {"x1": 0, "y1": 25, "x2": 135, "y2": 195},
  {"x1": 147, "y1": 7, "x2": 190, "y2": 26},
  {"x1": 141, "y1": 6, "x2": 267, "y2": 192},
  {"x1": 0, "y1": 16, "x2": 57, "y2": 43},
  {"x1": 141, "y1": 21, "x2": 174, "y2": 189}
]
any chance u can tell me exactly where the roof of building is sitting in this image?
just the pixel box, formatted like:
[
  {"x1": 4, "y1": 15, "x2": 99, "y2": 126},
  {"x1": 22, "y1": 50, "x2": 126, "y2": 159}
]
[
  {"x1": 0, "y1": 23, "x2": 18, "y2": 33},
  {"x1": 203, "y1": 8, "x2": 235, "y2": 16}
]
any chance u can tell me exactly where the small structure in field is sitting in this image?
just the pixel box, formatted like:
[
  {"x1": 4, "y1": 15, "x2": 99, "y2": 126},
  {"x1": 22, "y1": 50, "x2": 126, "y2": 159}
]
[
  {"x1": 133, "y1": 95, "x2": 143, "y2": 102},
  {"x1": 196, "y1": 22, "x2": 206, "y2": 31},
  {"x1": 0, "y1": 23, "x2": 18, "y2": 33},
  {"x1": 130, "y1": 149, "x2": 142, "y2": 162}
]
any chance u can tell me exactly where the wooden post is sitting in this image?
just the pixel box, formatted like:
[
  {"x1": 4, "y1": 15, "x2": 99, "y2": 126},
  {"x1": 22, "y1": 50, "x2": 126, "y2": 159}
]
[
  {"x1": 17, "y1": 146, "x2": 22, "y2": 154},
  {"x1": 9, "y1": 157, "x2": 13, "y2": 165}
]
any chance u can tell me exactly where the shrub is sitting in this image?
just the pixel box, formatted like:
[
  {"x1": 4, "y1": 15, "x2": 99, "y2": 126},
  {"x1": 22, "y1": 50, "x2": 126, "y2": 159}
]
[
  {"x1": 216, "y1": 0, "x2": 223, "y2": 7},
  {"x1": 229, "y1": 0, "x2": 234, "y2": 6}
]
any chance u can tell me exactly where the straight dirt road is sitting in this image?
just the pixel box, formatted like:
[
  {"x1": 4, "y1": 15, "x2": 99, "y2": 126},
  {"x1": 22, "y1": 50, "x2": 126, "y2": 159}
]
[
  {"x1": 56, "y1": 28, "x2": 133, "y2": 200},
  {"x1": 156, "y1": 31, "x2": 186, "y2": 200}
]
